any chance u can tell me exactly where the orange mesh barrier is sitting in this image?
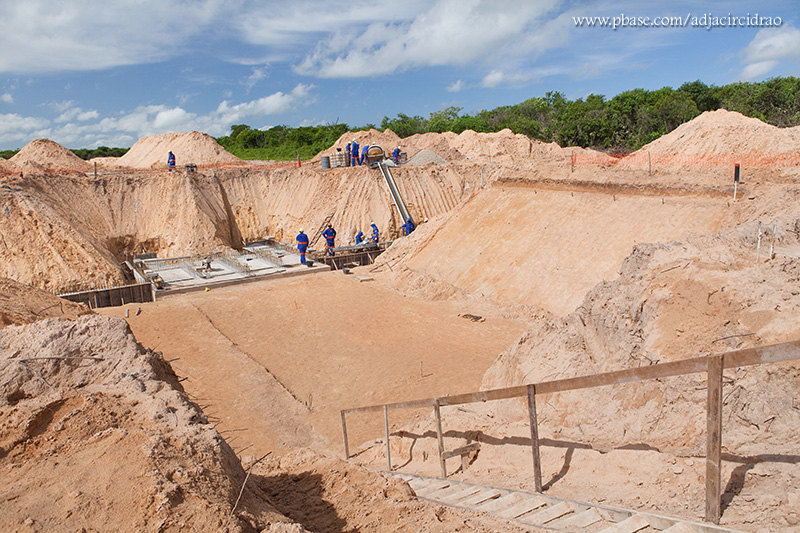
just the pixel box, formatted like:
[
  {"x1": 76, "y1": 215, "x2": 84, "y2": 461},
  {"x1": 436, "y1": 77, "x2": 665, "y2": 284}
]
[{"x1": 573, "y1": 152, "x2": 800, "y2": 168}]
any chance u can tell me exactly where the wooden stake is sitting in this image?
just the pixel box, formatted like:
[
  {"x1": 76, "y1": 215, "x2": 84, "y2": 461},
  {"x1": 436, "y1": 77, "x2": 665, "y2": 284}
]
[
  {"x1": 384, "y1": 405, "x2": 391, "y2": 471},
  {"x1": 341, "y1": 411, "x2": 350, "y2": 460},
  {"x1": 705, "y1": 355, "x2": 723, "y2": 524},
  {"x1": 527, "y1": 384, "x2": 543, "y2": 492},
  {"x1": 434, "y1": 399, "x2": 446, "y2": 478}
]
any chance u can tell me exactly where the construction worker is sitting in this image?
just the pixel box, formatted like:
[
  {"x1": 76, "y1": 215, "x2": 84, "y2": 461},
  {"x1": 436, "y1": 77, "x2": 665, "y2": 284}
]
[
  {"x1": 350, "y1": 139, "x2": 359, "y2": 167},
  {"x1": 355, "y1": 230, "x2": 364, "y2": 244},
  {"x1": 360, "y1": 144, "x2": 369, "y2": 166},
  {"x1": 371, "y1": 222, "x2": 379, "y2": 243},
  {"x1": 345, "y1": 142, "x2": 351, "y2": 166},
  {"x1": 296, "y1": 229, "x2": 309, "y2": 264},
  {"x1": 392, "y1": 147, "x2": 400, "y2": 163},
  {"x1": 401, "y1": 217, "x2": 415, "y2": 236},
  {"x1": 167, "y1": 151, "x2": 176, "y2": 172},
  {"x1": 322, "y1": 223, "x2": 336, "y2": 256}
]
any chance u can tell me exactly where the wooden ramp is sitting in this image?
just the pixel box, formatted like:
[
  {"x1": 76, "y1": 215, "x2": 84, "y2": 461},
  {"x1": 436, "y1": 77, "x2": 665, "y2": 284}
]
[{"x1": 391, "y1": 473, "x2": 744, "y2": 533}]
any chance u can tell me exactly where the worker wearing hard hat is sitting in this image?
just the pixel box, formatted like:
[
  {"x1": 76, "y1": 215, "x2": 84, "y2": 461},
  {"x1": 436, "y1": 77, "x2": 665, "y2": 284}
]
[
  {"x1": 392, "y1": 147, "x2": 400, "y2": 163},
  {"x1": 322, "y1": 223, "x2": 337, "y2": 256},
  {"x1": 401, "y1": 217, "x2": 415, "y2": 236},
  {"x1": 360, "y1": 144, "x2": 369, "y2": 166},
  {"x1": 296, "y1": 229, "x2": 309, "y2": 264},
  {"x1": 350, "y1": 140, "x2": 359, "y2": 167},
  {"x1": 371, "y1": 222, "x2": 379, "y2": 243}
]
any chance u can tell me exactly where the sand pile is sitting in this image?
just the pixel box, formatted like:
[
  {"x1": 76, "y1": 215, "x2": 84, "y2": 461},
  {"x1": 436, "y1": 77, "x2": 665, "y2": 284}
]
[
  {"x1": 9, "y1": 138, "x2": 89, "y2": 170},
  {"x1": 406, "y1": 149, "x2": 448, "y2": 165},
  {"x1": 328, "y1": 128, "x2": 403, "y2": 157},
  {"x1": 634, "y1": 109, "x2": 800, "y2": 155},
  {"x1": 116, "y1": 131, "x2": 243, "y2": 169},
  {"x1": 0, "y1": 277, "x2": 91, "y2": 327},
  {"x1": 0, "y1": 313, "x2": 302, "y2": 531}
]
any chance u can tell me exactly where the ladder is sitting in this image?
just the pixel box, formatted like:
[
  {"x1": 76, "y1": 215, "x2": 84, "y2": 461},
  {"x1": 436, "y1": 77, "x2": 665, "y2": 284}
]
[
  {"x1": 392, "y1": 473, "x2": 745, "y2": 533},
  {"x1": 309, "y1": 212, "x2": 335, "y2": 247}
]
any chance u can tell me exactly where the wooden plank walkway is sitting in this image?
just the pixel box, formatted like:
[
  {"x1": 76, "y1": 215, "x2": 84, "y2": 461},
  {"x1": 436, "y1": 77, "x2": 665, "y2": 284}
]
[{"x1": 391, "y1": 473, "x2": 746, "y2": 533}]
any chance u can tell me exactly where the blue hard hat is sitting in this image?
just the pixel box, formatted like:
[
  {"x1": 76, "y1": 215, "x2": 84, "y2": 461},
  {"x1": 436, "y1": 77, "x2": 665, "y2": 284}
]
[{"x1": 406, "y1": 217, "x2": 411, "y2": 222}]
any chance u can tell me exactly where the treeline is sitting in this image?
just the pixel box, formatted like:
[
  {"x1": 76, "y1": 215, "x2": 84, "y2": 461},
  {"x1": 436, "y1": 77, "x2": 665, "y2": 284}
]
[
  {"x1": 380, "y1": 77, "x2": 800, "y2": 152},
  {"x1": 0, "y1": 146, "x2": 128, "y2": 160},
  {"x1": 71, "y1": 146, "x2": 128, "y2": 160},
  {"x1": 215, "y1": 123, "x2": 351, "y2": 160},
  {"x1": 2, "y1": 77, "x2": 796, "y2": 162}
]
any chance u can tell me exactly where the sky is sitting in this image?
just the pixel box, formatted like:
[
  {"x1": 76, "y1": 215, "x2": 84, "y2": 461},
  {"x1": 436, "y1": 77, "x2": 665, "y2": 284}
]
[{"x1": 0, "y1": 0, "x2": 798, "y2": 151}]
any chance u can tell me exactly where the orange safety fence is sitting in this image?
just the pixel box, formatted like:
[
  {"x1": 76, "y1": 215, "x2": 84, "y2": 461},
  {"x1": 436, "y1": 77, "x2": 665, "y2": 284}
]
[{"x1": 573, "y1": 152, "x2": 800, "y2": 168}]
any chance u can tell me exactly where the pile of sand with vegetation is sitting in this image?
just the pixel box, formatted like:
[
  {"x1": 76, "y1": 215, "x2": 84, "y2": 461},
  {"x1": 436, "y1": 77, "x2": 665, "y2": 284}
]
[
  {"x1": 113, "y1": 131, "x2": 243, "y2": 169},
  {"x1": 634, "y1": 109, "x2": 800, "y2": 155},
  {"x1": 8, "y1": 139, "x2": 89, "y2": 170}
]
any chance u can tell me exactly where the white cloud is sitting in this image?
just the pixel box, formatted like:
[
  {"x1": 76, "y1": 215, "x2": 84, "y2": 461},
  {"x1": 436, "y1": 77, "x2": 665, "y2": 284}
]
[
  {"x1": 0, "y1": 0, "x2": 225, "y2": 74},
  {"x1": 1, "y1": 94, "x2": 13, "y2": 104},
  {"x1": 243, "y1": 67, "x2": 269, "y2": 92},
  {"x1": 0, "y1": 84, "x2": 318, "y2": 149},
  {"x1": 293, "y1": 0, "x2": 562, "y2": 78},
  {"x1": 54, "y1": 102, "x2": 100, "y2": 123},
  {"x1": 0, "y1": 113, "x2": 51, "y2": 146},
  {"x1": 739, "y1": 25, "x2": 800, "y2": 80},
  {"x1": 446, "y1": 80, "x2": 466, "y2": 93}
]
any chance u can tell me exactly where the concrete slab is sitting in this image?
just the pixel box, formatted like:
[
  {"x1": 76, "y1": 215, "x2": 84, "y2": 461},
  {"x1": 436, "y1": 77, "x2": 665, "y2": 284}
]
[{"x1": 139, "y1": 243, "x2": 330, "y2": 297}]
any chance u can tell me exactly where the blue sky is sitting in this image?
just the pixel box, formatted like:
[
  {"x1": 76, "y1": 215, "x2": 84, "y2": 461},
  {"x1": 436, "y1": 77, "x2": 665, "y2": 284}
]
[{"x1": 0, "y1": 0, "x2": 798, "y2": 151}]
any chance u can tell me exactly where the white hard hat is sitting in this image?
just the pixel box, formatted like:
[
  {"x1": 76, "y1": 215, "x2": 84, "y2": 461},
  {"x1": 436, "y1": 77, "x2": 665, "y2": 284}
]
[{"x1": 299, "y1": 229, "x2": 304, "y2": 233}]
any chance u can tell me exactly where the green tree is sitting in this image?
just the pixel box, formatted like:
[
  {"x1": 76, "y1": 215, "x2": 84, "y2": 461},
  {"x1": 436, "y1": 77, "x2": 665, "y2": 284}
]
[{"x1": 428, "y1": 106, "x2": 463, "y2": 133}]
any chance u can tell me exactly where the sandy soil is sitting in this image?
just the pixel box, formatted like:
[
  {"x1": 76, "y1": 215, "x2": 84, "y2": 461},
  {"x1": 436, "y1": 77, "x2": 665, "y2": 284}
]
[
  {"x1": 98, "y1": 272, "x2": 529, "y2": 457},
  {"x1": 3, "y1": 109, "x2": 800, "y2": 531}
]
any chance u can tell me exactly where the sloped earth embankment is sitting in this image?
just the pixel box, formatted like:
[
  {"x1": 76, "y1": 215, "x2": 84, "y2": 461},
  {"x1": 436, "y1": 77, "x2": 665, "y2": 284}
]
[
  {"x1": 0, "y1": 163, "x2": 468, "y2": 293},
  {"x1": 0, "y1": 315, "x2": 297, "y2": 532}
]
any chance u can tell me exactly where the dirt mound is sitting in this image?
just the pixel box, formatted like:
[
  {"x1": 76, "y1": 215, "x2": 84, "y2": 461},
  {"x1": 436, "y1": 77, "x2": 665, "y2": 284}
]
[
  {"x1": 0, "y1": 278, "x2": 91, "y2": 327},
  {"x1": 89, "y1": 155, "x2": 124, "y2": 168},
  {"x1": 9, "y1": 138, "x2": 89, "y2": 170},
  {"x1": 480, "y1": 227, "x2": 800, "y2": 455},
  {"x1": 406, "y1": 149, "x2": 449, "y2": 165},
  {"x1": 117, "y1": 131, "x2": 242, "y2": 169},
  {"x1": 0, "y1": 315, "x2": 298, "y2": 532},
  {"x1": 327, "y1": 129, "x2": 403, "y2": 158},
  {"x1": 635, "y1": 109, "x2": 800, "y2": 155}
]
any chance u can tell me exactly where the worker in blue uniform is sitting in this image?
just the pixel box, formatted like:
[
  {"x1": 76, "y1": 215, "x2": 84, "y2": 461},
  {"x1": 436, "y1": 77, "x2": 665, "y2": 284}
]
[
  {"x1": 355, "y1": 231, "x2": 364, "y2": 244},
  {"x1": 360, "y1": 144, "x2": 370, "y2": 166},
  {"x1": 350, "y1": 140, "x2": 359, "y2": 167},
  {"x1": 296, "y1": 229, "x2": 309, "y2": 264},
  {"x1": 322, "y1": 223, "x2": 336, "y2": 256},
  {"x1": 345, "y1": 142, "x2": 351, "y2": 166},
  {"x1": 371, "y1": 222, "x2": 379, "y2": 243},
  {"x1": 167, "y1": 151, "x2": 176, "y2": 172},
  {"x1": 392, "y1": 147, "x2": 400, "y2": 163},
  {"x1": 401, "y1": 217, "x2": 415, "y2": 236}
]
